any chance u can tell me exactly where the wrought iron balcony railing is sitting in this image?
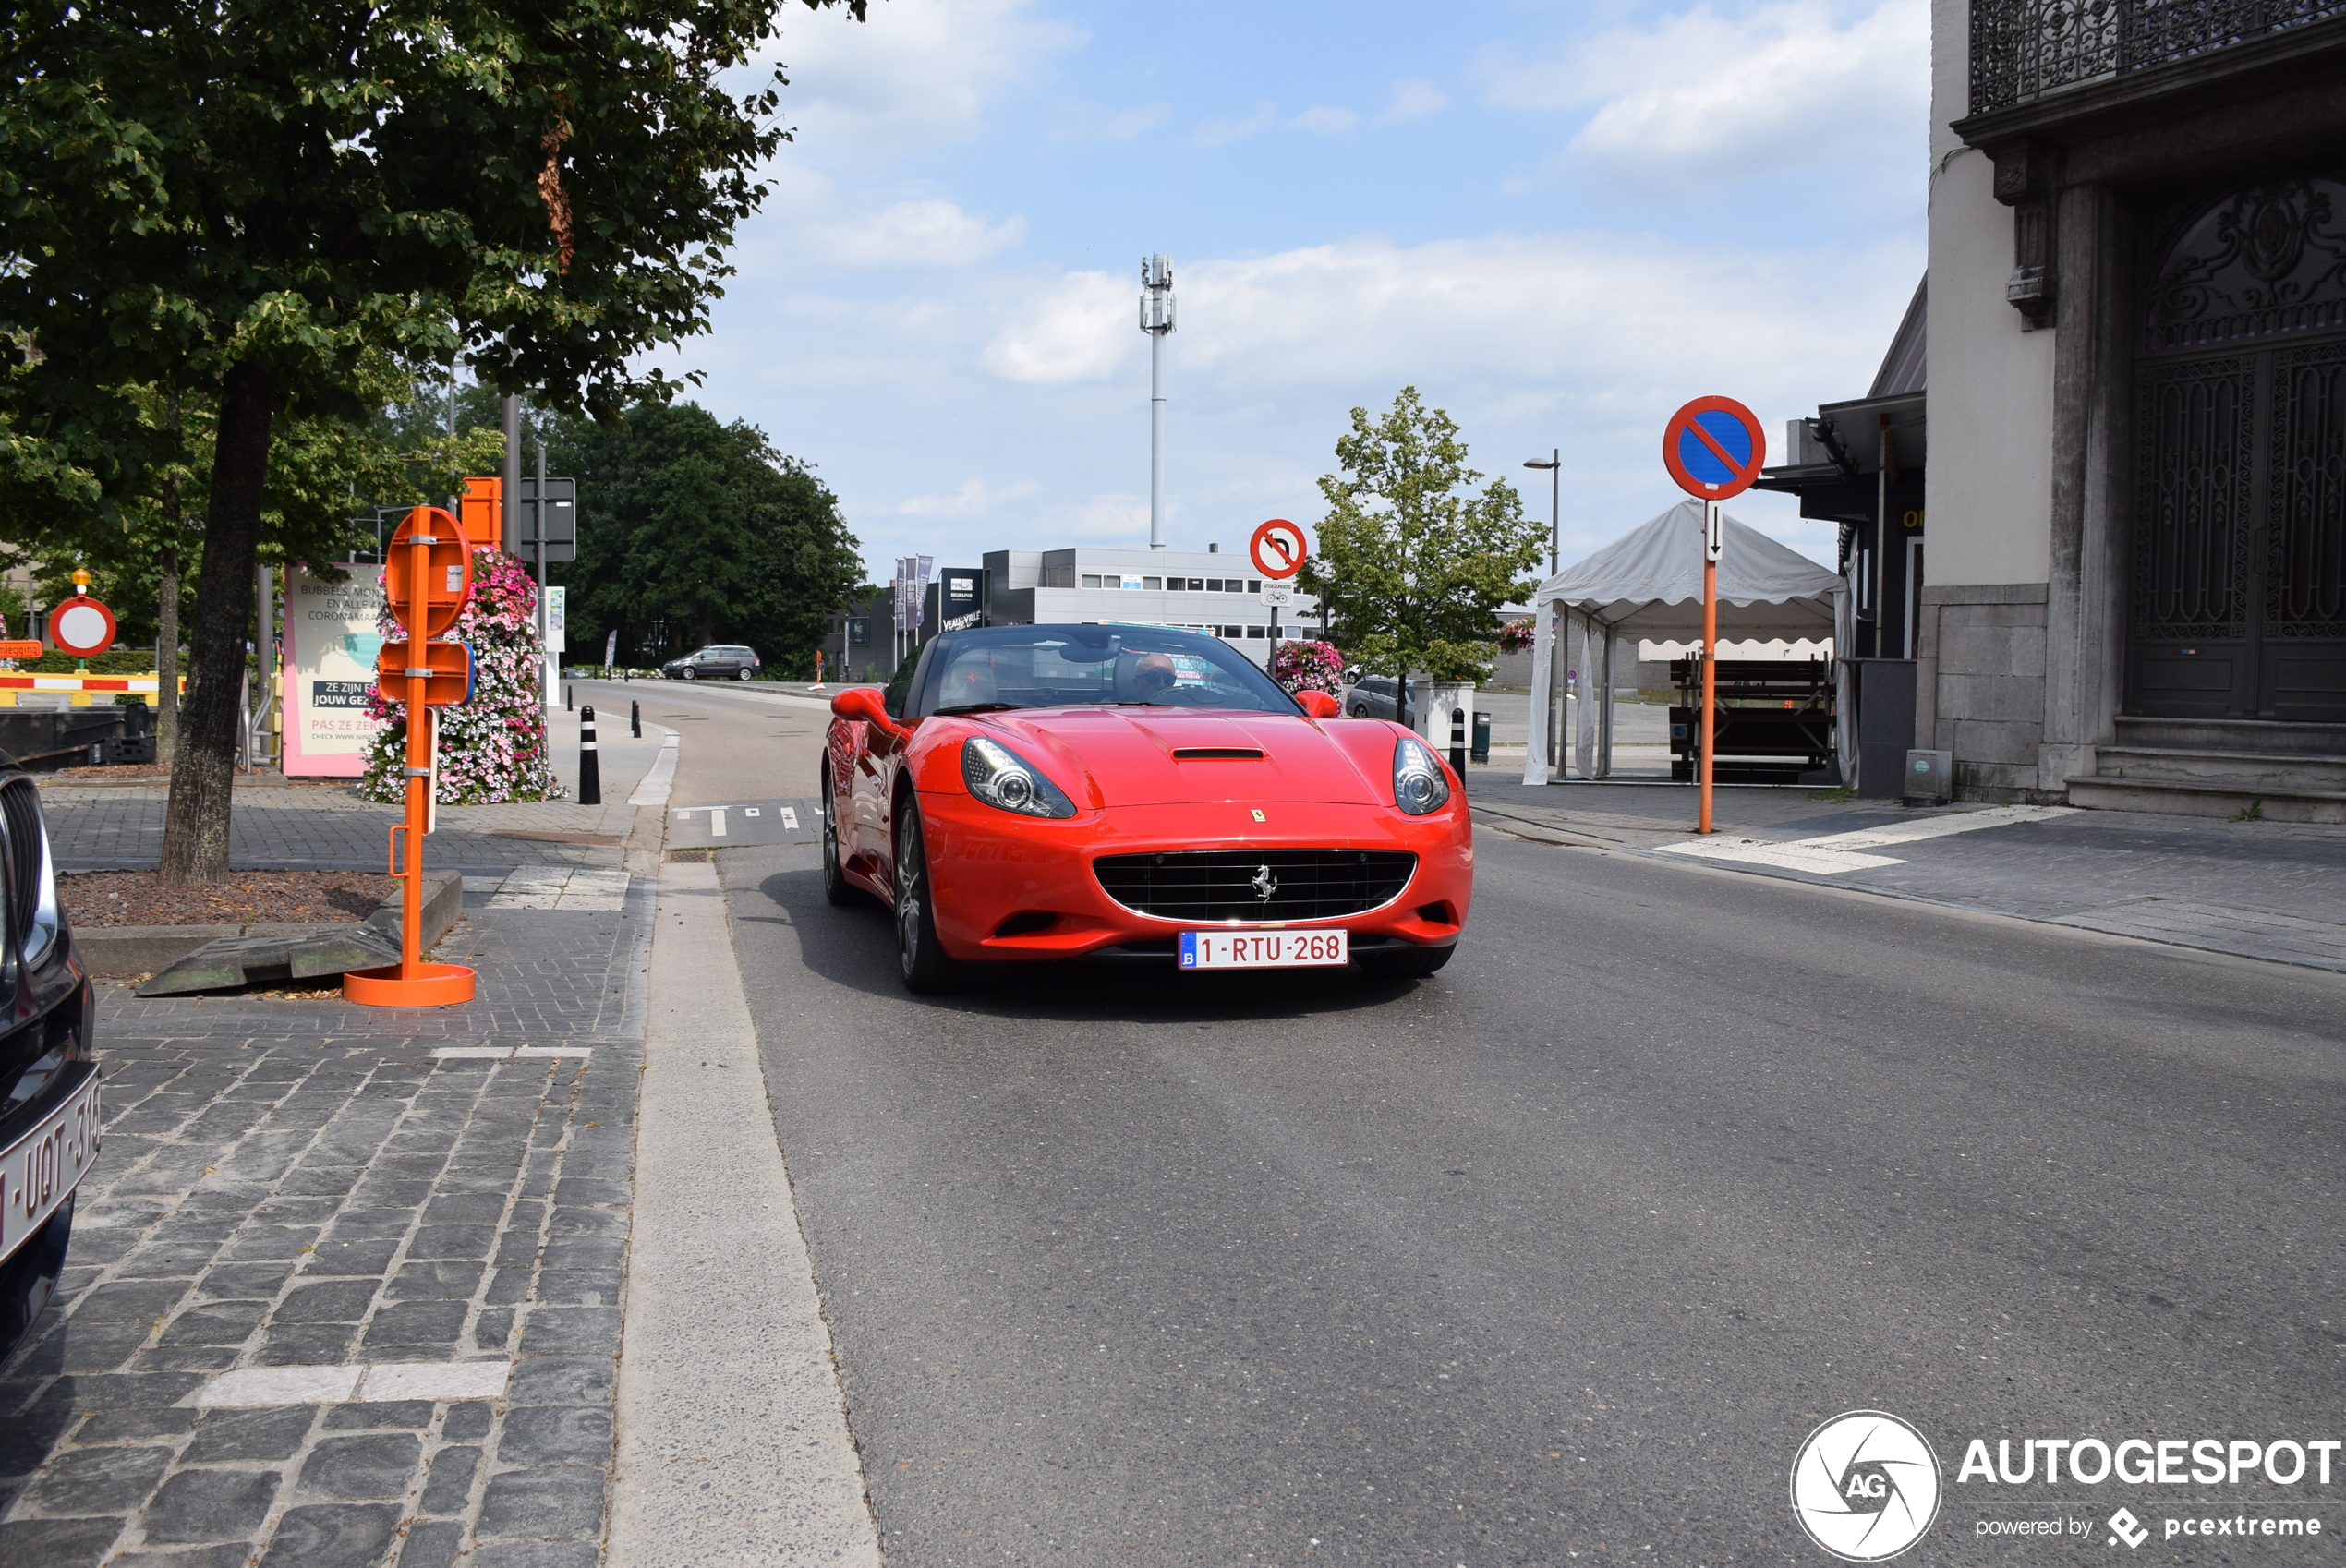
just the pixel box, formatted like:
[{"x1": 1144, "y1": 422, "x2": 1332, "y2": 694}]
[{"x1": 1970, "y1": 0, "x2": 2346, "y2": 115}]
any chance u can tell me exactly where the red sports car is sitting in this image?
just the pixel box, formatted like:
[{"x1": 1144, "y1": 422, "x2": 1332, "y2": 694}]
[{"x1": 822, "y1": 623, "x2": 1472, "y2": 992}]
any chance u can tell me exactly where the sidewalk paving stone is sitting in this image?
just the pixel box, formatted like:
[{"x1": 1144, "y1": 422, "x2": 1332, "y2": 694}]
[{"x1": 0, "y1": 862, "x2": 655, "y2": 1565}]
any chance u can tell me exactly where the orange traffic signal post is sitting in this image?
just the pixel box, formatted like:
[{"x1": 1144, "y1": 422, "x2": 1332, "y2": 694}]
[{"x1": 345, "y1": 505, "x2": 478, "y2": 1007}]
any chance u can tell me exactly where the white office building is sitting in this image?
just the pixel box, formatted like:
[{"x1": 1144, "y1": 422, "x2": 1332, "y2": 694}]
[{"x1": 982, "y1": 547, "x2": 1322, "y2": 667}]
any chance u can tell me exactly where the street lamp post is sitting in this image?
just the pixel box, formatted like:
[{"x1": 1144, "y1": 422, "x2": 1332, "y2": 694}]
[
  {"x1": 1139, "y1": 255, "x2": 1176, "y2": 550},
  {"x1": 1522, "y1": 451, "x2": 1560, "y2": 575}
]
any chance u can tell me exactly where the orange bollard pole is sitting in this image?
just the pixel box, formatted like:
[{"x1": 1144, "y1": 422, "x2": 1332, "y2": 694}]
[{"x1": 345, "y1": 505, "x2": 477, "y2": 1007}]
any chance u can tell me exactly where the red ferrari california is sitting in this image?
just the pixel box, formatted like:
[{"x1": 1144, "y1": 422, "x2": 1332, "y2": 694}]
[{"x1": 822, "y1": 623, "x2": 1472, "y2": 992}]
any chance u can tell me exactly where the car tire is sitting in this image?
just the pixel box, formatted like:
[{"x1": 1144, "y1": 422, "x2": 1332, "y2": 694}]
[
  {"x1": 893, "y1": 800, "x2": 961, "y2": 994},
  {"x1": 820, "y1": 765, "x2": 854, "y2": 907},
  {"x1": 1357, "y1": 944, "x2": 1455, "y2": 980},
  {"x1": 1348, "y1": 704, "x2": 1366, "y2": 717},
  {"x1": 736, "y1": 667, "x2": 753, "y2": 681},
  {"x1": 682, "y1": 667, "x2": 697, "y2": 680}
]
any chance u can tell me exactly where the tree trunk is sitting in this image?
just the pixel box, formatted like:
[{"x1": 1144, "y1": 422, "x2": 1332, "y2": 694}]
[
  {"x1": 156, "y1": 386, "x2": 183, "y2": 766},
  {"x1": 158, "y1": 364, "x2": 276, "y2": 886},
  {"x1": 155, "y1": 543, "x2": 179, "y2": 766}
]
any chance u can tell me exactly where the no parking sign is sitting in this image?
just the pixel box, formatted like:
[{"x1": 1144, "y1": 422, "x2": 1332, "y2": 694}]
[{"x1": 1662, "y1": 396, "x2": 1766, "y2": 500}]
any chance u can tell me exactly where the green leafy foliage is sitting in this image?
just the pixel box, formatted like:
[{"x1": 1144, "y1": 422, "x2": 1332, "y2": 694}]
[
  {"x1": 1300, "y1": 388, "x2": 1544, "y2": 684},
  {"x1": 550, "y1": 401, "x2": 862, "y2": 675},
  {"x1": 0, "y1": 0, "x2": 862, "y2": 877}
]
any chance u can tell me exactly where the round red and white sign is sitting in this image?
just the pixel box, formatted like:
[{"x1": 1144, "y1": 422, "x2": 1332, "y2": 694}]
[
  {"x1": 1250, "y1": 518, "x2": 1308, "y2": 581},
  {"x1": 50, "y1": 597, "x2": 117, "y2": 657}
]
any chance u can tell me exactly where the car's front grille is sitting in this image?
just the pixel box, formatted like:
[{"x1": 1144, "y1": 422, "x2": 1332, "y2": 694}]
[{"x1": 1093, "y1": 850, "x2": 1416, "y2": 923}]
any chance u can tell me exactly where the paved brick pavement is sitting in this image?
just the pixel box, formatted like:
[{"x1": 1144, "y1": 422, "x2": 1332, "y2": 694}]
[{"x1": 0, "y1": 880, "x2": 652, "y2": 1566}]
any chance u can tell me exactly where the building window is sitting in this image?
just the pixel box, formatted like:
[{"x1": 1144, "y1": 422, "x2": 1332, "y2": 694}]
[
  {"x1": 1247, "y1": 625, "x2": 1267, "y2": 638},
  {"x1": 1143, "y1": 576, "x2": 1162, "y2": 590},
  {"x1": 1180, "y1": 577, "x2": 1200, "y2": 590},
  {"x1": 1247, "y1": 579, "x2": 1263, "y2": 594},
  {"x1": 1081, "y1": 574, "x2": 1103, "y2": 588},
  {"x1": 1119, "y1": 574, "x2": 1143, "y2": 590},
  {"x1": 1205, "y1": 578, "x2": 1223, "y2": 592}
]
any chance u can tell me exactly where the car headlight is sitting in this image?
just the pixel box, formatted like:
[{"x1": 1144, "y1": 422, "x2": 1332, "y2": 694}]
[
  {"x1": 961, "y1": 736, "x2": 1078, "y2": 819},
  {"x1": 1392, "y1": 736, "x2": 1451, "y2": 815}
]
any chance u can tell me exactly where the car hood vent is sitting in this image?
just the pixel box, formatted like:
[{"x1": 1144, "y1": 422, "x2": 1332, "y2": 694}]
[{"x1": 1171, "y1": 747, "x2": 1264, "y2": 760}]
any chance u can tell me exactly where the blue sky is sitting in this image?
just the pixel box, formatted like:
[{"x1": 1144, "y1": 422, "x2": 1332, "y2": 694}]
[{"x1": 652, "y1": 0, "x2": 1930, "y2": 583}]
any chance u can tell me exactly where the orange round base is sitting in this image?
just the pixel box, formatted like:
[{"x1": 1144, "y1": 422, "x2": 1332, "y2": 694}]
[{"x1": 343, "y1": 962, "x2": 477, "y2": 1007}]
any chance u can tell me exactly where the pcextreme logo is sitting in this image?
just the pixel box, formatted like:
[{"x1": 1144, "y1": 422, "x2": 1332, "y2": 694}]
[{"x1": 1791, "y1": 1411, "x2": 1944, "y2": 1562}]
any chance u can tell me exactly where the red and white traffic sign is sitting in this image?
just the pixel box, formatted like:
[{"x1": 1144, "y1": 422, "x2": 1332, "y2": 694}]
[
  {"x1": 1250, "y1": 518, "x2": 1308, "y2": 580},
  {"x1": 1662, "y1": 396, "x2": 1767, "y2": 500},
  {"x1": 49, "y1": 595, "x2": 117, "y2": 657}
]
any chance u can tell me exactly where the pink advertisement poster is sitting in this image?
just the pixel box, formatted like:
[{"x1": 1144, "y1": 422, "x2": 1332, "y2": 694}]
[{"x1": 282, "y1": 563, "x2": 387, "y2": 778}]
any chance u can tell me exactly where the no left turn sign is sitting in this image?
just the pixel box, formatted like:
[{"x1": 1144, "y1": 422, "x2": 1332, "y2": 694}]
[{"x1": 1250, "y1": 519, "x2": 1308, "y2": 581}]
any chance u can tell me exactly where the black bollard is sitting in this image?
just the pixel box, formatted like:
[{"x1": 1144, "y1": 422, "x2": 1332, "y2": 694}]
[
  {"x1": 630, "y1": 700, "x2": 640, "y2": 739},
  {"x1": 578, "y1": 705, "x2": 602, "y2": 805},
  {"x1": 565, "y1": 684, "x2": 573, "y2": 711},
  {"x1": 1449, "y1": 705, "x2": 1468, "y2": 780}
]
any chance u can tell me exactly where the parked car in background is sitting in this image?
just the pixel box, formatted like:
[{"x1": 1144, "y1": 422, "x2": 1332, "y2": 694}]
[
  {"x1": 1345, "y1": 674, "x2": 1425, "y2": 723},
  {"x1": 0, "y1": 760, "x2": 99, "y2": 1363},
  {"x1": 661, "y1": 645, "x2": 762, "y2": 681}
]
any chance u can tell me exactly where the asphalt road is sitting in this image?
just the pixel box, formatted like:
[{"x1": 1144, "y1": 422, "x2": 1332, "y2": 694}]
[{"x1": 640, "y1": 681, "x2": 2346, "y2": 1564}]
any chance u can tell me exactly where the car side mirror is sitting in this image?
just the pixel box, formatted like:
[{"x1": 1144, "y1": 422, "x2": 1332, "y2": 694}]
[
  {"x1": 1295, "y1": 691, "x2": 1340, "y2": 718},
  {"x1": 831, "y1": 687, "x2": 892, "y2": 728}
]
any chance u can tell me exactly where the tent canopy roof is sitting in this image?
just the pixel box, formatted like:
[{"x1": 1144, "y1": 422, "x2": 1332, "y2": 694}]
[{"x1": 1534, "y1": 499, "x2": 1840, "y2": 641}]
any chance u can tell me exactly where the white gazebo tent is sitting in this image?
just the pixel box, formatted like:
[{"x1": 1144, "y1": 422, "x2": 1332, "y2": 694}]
[{"x1": 1522, "y1": 500, "x2": 1844, "y2": 784}]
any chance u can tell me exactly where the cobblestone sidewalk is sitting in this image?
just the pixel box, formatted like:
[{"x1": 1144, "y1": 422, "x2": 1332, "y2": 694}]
[{"x1": 0, "y1": 879, "x2": 653, "y2": 1566}]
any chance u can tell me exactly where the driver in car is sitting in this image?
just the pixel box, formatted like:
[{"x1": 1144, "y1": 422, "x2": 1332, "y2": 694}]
[{"x1": 1132, "y1": 651, "x2": 1177, "y2": 698}]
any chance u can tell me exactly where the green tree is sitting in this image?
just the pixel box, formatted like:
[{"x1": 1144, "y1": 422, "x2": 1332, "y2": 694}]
[
  {"x1": 550, "y1": 401, "x2": 861, "y2": 674},
  {"x1": 0, "y1": 0, "x2": 861, "y2": 882},
  {"x1": 1302, "y1": 388, "x2": 1543, "y2": 696}
]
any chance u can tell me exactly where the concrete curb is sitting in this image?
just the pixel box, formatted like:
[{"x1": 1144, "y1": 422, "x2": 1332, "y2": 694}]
[{"x1": 77, "y1": 868, "x2": 464, "y2": 976}]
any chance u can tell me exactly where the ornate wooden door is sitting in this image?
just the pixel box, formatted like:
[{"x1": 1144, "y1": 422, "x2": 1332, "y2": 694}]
[{"x1": 2130, "y1": 177, "x2": 2346, "y2": 721}]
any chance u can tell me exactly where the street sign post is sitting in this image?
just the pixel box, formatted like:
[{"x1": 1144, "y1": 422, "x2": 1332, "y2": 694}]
[
  {"x1": 345, "y1": 504, "x2": 478, "y2": 1008},
  {"x1": 1250, "y1": 519, "x2": 1309, "y2": 650},
  {"x1": 1661, "y1": 396, "x2": 1766, "y2": 837},
  {"x1": 49, "y1": 593, "x2": 117, "y2": 658}
]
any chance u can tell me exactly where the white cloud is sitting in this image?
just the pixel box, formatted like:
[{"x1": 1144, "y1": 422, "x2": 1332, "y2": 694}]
[
  {"x1": 981, "y1": 270, "x2": 1134, "y2": 382},
  {"x1": 1192, "y1": 100, "x2": 1278, "y2": 148},
  {"x1": 1291, "y1": 104, "x2": 1360, "y2": 136},
  {"x1": 897, "y1": 478, "x2": 1039, "y2": 517},
  {"x1": 1382, "y1": 78, "x2": 1448, "y2": 122},
  {"x1": 1046, "y1": 496, "x2": 1152, "y2": 540},
  {"x1": 1480, "y1": 0, "x2": 1927, "y2": 191},
  {"x1": 812, "y1": 199, "x2": 1026, "y2": 266},
  {"x1": 983, "y1": 231, "x2": 1912, "y2": 418},
  {"x1": 762, "y1": 0, "x2": 1085, "y2": 162}
]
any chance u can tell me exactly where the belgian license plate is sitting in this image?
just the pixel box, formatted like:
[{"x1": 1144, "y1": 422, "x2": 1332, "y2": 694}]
[
  {"x1": 0, "y1": 1066, "x2": 100, "y2": 1263},
  {"x1": 1179, "y1": 930, "x2": 1349, "y2": 970}
]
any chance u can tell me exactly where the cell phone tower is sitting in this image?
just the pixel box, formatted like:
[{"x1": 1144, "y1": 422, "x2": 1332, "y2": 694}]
[{"x1": 1139, "y1": 254, "x2": 1176, "y2": 550}]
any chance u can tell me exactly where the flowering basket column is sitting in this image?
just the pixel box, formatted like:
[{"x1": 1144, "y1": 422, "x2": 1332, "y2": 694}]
[
  {"x1": 360, "y1": 547, "x2": 560, "y2": 803},
  {"x1": 1272, "y1": 639, "x2": 1346, "y2": 696}
]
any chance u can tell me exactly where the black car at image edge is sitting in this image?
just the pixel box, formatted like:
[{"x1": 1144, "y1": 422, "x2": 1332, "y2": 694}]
[
  {"x1": 0, "y1": 755, "x2": 100, "y2": 1365},
  {"x1": 660, "y1": 645, "x2": 763, "y2": 681}
]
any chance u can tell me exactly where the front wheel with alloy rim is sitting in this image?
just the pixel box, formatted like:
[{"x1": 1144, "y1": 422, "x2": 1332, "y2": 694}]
[
  {"x1": 681, "y1": 667, "x2": 698, "y2": 680},
  {"x1": 820, "y1": 765, "x2": 853, "y2": 906},
  {"x1": 893, "y1": 800, "x2": 961, "y2": 993}
]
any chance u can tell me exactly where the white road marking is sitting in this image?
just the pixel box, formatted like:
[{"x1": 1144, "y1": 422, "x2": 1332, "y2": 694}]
[
  {"x1": 431, "y1": 1045, "x2": 594, "y2": 1060},
  {"x1": 744, "y1": 808, "x2": 759, "y2": 817},
  {"x1": 1651, "y1": 805, "x2": 2078, "y2": 875},
  {"x1": 780, "y1": 807, "x2": 799, "y2": 830},
  {"x1": 187, "y1": 1361, "x2": 512, "y2": 1408}
]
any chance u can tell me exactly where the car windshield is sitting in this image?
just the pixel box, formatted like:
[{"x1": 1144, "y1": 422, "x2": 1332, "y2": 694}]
[{"x1": 918, "y1": 625, "x2": 1300, "y2": 717}]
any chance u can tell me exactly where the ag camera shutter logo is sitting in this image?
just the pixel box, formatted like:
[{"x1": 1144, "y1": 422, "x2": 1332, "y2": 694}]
[{"x1": 1791, "y1": 1411, "x2": 1942, "y2": 1561}]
